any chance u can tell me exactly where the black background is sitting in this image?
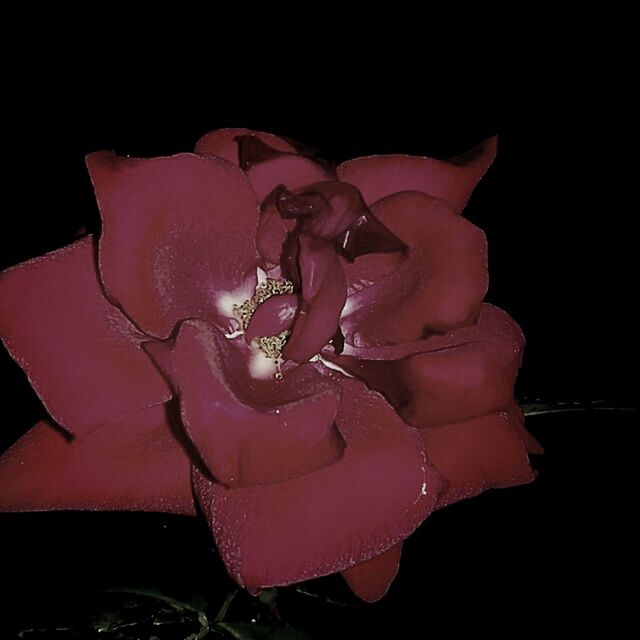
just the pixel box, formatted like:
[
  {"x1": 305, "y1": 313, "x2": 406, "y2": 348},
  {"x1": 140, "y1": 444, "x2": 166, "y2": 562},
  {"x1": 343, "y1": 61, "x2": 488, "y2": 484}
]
[{"x1": 0, "y1": 65, "x2": 632, "y2": 637}]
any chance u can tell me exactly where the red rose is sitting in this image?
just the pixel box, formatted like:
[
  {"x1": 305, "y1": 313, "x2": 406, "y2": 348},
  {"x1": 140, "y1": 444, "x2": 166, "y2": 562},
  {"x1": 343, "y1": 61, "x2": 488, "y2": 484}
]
[{"x1": 0, "y1": 128, "x2": 541, "y2": 602}]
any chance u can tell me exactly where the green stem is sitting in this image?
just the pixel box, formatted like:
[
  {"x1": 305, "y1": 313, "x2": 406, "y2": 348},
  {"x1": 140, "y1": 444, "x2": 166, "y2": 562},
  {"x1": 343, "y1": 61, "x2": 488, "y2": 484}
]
[
  {"x1": 521, "y1": 399, "x2": 635, "y2": 417},
  {"x1": 215, "y1": 589, "x2": 238, "y2": 623}
]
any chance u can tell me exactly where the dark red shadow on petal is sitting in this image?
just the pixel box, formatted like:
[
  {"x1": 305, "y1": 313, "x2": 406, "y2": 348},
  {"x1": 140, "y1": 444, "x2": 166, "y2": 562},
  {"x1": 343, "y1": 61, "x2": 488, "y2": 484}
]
[
  {"x1": 246, "y1": 156, "x2": 332, "y2": 204},
  {"x1": 327, "y1": 305, "x2": 524, "y2": 428},
  {"x1": 340, "y1": 210, "x2": 408, "y2": 262},
  {"x1": 256, "y1": 199, "x2": 296, "y2": 269},
  {"x1": 236, "y1": 135, "x2": 290, "y2": 170},
  {"x1": 194, "y1": 128, "x2": 298, "y2": 165},
  {"x1": 282, "y1": 236, "x2": 347, "y2": 363},
  {"x1": 340, "y1": 191, "x2": 488, "y2": 346},
  {"x1": 275, "y1": 182, "x2": 407, "y2": 261}
]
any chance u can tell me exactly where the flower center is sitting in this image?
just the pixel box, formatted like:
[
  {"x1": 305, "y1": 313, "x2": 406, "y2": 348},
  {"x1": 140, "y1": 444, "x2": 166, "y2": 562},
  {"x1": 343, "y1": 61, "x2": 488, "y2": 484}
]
[
  {"x1": 233, "y1": 278, "x2": 294, "y2": 329},
  {"x1": 233, "y1": 277, "x2": 294, "y2": 379}
]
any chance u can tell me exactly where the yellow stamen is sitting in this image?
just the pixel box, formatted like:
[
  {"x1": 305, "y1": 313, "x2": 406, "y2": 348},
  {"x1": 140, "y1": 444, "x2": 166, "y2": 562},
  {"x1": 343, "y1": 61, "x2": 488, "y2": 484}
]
[
  {"x1": 254, "y1": 330, "x2": 290, "y2": 380},
  {"x1": 233, "y1": 278, "x2": 294, "y2": 380}
]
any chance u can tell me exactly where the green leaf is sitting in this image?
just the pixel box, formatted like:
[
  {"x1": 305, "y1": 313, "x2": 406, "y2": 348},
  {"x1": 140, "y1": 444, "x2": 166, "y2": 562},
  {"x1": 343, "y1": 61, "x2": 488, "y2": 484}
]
[
  {"x1": 104, "y1": 585, "x2": 208, "y2": 613},
  {"x1": 218, "y1": 621, "x2": 312, "y2": 640}
]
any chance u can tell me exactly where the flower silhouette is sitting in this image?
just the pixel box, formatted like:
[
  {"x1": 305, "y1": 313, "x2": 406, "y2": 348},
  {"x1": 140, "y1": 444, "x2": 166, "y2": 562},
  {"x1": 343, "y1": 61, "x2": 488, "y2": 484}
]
[{"x1": 0, "y1": 129, "x2": 541, "y2": 602}]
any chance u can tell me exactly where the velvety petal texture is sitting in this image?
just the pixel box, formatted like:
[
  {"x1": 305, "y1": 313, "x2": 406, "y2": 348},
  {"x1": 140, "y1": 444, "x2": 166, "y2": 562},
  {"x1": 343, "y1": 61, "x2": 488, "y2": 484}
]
[
  {"x1": 275, "y1": 182, "x2": 407, "y2": 260},
  {"x1": 193, "y1": 376, "x2": 444, "y2": 592},
  {"x1": 0, "y1": 405, "x2": 195, "y2": 515},
  {"x1": 340, "y1": 191, "x2": 488, "y2": 347},
  {"x1": 337, "y1": 136, "x2": 497, "y2": 213},
  {"x1": 328, "y1": 305, "x2": 524, "y2": 427},
  {"x1": 87, "y1": 152, "x2": 261, "y2": 339},
  {"x1": 0, "y1": 237, "x2": 171, "y2": 434},
  {"x1": 421, "y1": 409, "x2": 536, "y2": 509},
  {"x1": 0, "y1": 128, "x2": 537, "y2": 604},
  {"x1": 146, "y1": 320, "x2": 344, "y2": 487}
]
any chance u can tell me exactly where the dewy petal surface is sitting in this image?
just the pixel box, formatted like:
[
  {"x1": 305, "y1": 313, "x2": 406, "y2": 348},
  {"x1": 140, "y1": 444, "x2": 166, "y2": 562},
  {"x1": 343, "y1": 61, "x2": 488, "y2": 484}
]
[
  {"x1": 194, "y1": 128, "x2": 298, "y2": 165},
  {"x1": 341, "y1": 191, "x2": 488, "y2": 346},
  {"x1": 421, "y1": 409, "x2": 536, "y2": 508},
  {"x1": 337, "y1": 136, "x2": 497, "y2": 213},
  {"x1": 0, "y1": 237, "x2": 171, "y2": 435},
  {"x1": 87, "y1": 152, "x2": 260, "y2": 339},
  {"x1": 146, "y1": 320, "x2": 345, "y2": 487},
  {"x1": 0, "y1": 405, "x2": 195, "y2": 515},
  {"x1": 193, "y1": 376, "x2": 444, "y2": 593},
  {"x1": 341, "y1": 543, "x2": 403, "y2": 603},
  {"x1": 328, "y1": 305, "x2": 523, "y2": 427}
]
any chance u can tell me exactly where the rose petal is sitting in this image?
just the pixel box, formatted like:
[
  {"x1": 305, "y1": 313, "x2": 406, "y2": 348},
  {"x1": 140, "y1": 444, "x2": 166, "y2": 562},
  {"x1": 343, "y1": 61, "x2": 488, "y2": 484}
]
[
  {"x1": 194, "y1": 128, "x2": 298, "y2": 164},
  {"x1": 509, "y1": 401, "x2": 544, "y2": 454},
  {"x1": 341, "y1": 191, "x2": 488, "y2": 346},
  {"x1": 283, "y1": 236, "x2": 347, "y2": 363},
  {"x1": 0, "y1": 237, "x2": 171, "y2": 435},
  {"x1": 337, "y1": 136, "x2": 497, "y2": 213},
  {"x1": 193, "y1": 375, "x2": 444, "y2": 592},
  {"x1": 327, "y1": 305, "x2": 523, "y2": 427},
  {"x1": 256, "y1": 202, "x2": 295, "y2": 268},
  {"x1": 246, "y1": 156, "x2": 333, "y2": 204},
  {"x1": 0, "y1": 405, "x2": 195, "y2": 515},
  {"x1": 341, "y1": 543, "x2": 403, "y2": 602},
  {"x1": 145, "y1": 320, "x2": 345, "y2": 487},
  {"x1": 87, "y1": 152, "x2": 260, "y2": 339},
  {"x1": 244, "y1": 294, "x2": 298, "y2": 343},
  {"x1": 275, "y1": 182, "x2": 407, "y2": 260},
  {"x1": 421, "y1": 410, "x2": 536, "y2": 509}
]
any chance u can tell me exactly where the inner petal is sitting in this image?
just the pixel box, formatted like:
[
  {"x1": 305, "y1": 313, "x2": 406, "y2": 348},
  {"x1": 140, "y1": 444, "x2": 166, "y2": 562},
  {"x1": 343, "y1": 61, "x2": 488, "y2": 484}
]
[
  {"x1": 230, "y1": 276, "x2": 298, "y2": 379},
  {"x1": 244, "y1": 294, "x2": 298, "y2": 342},
  {"x1": 145, "y1": 320, "x2": 345, "y2": 487}
]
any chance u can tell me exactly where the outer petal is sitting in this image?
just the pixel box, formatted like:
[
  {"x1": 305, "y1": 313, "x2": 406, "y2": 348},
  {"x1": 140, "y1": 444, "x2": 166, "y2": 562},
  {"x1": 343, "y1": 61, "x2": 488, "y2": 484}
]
[
  {"x1": 193, "y1": 375, "x2": 444, "y2": 592},
  {"x1": 509, "y1": 400, "x2": 544, "y2": 454},
  {"x1": 194, "y1": 128, "x2": 298, "y2": 164},
  {"x1": 87, "y1": 152, "x2": 260, "y2": 339},
  {"x1": 341, "y1": 543, "x2": 403, "y2": 602},
  {"x1": 337, "y1": 136, "x2": 497, "y2": 213},
  {"x1": 327, "y1": 305, "x2": 523, "y2": 427},
  {"x1": 341, "y1": 191, "x2": 488, "y2": 347},
  {"x1": 421, "y1": 410, "x2": 536, "y2": 509},
  {"x1": 146, "y1": 320, "x2": 344, "y2": 487},
  {"x1": 0, "y1": 405, "x2": 195, "y2": 515},
  {"x1": 0, "y1": 237, "x2": 171, "y2": 435}
]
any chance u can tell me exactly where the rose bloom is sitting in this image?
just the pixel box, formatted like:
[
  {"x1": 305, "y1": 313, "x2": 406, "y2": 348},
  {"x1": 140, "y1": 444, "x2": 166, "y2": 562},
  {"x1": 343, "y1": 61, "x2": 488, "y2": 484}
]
[{"x1": 0, "y1": 129, "x2": 541, "y2": 602}]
